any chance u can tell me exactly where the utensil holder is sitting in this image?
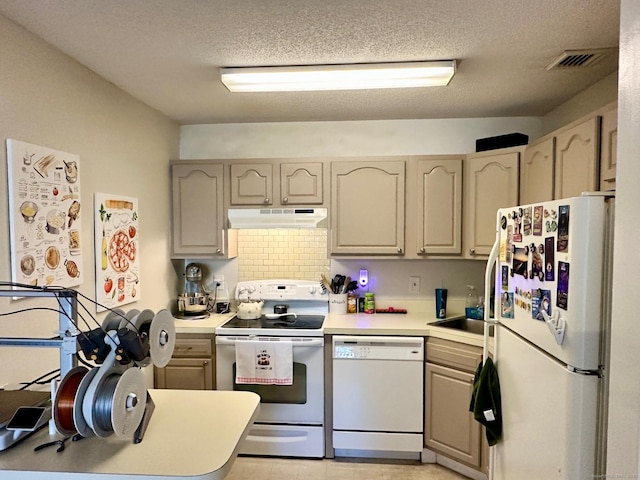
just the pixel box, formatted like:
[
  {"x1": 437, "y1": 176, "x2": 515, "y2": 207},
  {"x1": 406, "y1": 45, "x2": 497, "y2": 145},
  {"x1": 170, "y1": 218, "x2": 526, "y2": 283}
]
[{"x1": 329, "y1": 294, "x2": 348, "y2": 315}]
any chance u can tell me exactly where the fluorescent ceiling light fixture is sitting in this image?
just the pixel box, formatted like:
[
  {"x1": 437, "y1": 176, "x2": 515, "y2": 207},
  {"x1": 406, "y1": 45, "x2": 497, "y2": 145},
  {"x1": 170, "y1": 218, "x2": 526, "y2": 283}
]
[{"x1": 220, "y1": 61, "x2": 456, "y2": 92}]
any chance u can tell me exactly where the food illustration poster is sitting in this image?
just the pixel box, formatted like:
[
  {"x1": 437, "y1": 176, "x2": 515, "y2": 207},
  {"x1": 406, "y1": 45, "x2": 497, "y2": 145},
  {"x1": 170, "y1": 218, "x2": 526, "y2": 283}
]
[
  {"x1": 6, "y1": 139, "x2": 83, "y2": 288},
  {"x1": 94, "y1": 193, "x2": 140, "y2": 312}
]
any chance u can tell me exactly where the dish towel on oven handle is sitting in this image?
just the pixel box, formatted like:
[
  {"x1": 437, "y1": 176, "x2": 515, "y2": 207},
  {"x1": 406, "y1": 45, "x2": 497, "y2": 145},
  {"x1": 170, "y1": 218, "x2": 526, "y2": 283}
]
[{"x1": 235, "y1": 338, "x2": 293, "y2": 385}]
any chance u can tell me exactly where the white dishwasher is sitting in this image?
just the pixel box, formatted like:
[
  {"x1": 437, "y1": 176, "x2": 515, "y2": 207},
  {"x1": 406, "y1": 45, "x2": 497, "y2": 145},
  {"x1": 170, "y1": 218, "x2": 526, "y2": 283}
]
[{"x1": 332, "y1": 336, "x2": 424, "y2": 457}]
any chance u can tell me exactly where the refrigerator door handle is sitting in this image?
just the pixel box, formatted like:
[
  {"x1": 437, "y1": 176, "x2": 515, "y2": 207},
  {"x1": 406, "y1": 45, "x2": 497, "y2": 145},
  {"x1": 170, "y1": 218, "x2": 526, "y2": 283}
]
[{"x1": 541, "y1": 308, "x2": 566, "y2": 345}]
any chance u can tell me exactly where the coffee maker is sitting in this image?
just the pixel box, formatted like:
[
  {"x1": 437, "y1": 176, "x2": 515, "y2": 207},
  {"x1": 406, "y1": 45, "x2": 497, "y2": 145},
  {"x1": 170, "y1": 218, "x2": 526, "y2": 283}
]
[{"x1": 177, "y1": 263, "x2": 210, "y2": 317}]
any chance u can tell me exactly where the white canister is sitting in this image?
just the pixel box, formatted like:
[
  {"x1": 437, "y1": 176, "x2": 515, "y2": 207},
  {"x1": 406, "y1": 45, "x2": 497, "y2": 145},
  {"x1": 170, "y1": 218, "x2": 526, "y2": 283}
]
[{"x1": 329, "y1": 294, "x2": 348, "y2": 314}]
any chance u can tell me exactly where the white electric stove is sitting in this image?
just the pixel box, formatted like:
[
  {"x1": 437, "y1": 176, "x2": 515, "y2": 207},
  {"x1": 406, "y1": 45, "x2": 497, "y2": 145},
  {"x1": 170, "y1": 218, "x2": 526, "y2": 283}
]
[{"x1": 215, "y1": 279, "x2": 328, "y2": 458}]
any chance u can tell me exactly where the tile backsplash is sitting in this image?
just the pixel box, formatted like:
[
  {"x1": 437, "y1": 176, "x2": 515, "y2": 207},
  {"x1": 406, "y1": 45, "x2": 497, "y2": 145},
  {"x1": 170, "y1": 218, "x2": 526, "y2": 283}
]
[{"x1": 237, "y1": 228, "x2": 330, "y2": 281}]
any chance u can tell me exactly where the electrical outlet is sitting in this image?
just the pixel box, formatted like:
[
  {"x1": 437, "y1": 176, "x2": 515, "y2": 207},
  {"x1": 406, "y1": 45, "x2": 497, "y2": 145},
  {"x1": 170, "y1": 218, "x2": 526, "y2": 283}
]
[
  {"x1": 409, "y1": 276, "x2": 421, "y2": 293},
  {"x1": 214, "y1": 275, "x2": 224, "y2": 284}
]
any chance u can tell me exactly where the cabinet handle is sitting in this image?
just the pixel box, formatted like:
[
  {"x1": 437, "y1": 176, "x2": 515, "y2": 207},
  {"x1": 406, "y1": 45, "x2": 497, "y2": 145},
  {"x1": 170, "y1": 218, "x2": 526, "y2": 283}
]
[
  {"x1": 419, "y1": 247, "x2": 426, "y2": 254},
  {"x1": 216, "y1": 249, "x2": 222, "y2": 255},
  {"x1": 203, "y1": 360, "x2": 208, "y2": 366},
  {"x1": 397, "y1": 247, "x2": 403, "y2": 254},
  {"x1": 264, "y1": 198, "x2": 270, "y2": 204},
  {"x1": 282, "y1": 197, "x2": 288, "y2": 204},
  {"x1": 469, "y1": 248, "x2": 476, "y2": 255}
]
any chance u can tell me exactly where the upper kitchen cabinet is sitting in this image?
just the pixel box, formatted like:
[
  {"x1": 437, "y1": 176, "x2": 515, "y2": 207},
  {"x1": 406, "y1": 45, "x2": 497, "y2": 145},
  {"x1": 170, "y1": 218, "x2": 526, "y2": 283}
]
[
  {"x1": 554, "y1": 116, "x2": 600, "y2": 199},
  {"x1": 280, "y1": 162, "x2": 324, "y2": 205},
  {"x1": 171, "y1": 161, "x2": 236, "y2": 258},
  {"x1": 230, "y1": 160, "x2": 325, "y2": 206},
  {"x1": 599, "y1": 103, "x2": 618, "y2": 191},
  {"x1": 330, "y1": 159, "x2": 405, "y2": 256},
  {"x1": 520, "y1": 137, "x2": 555, "y2": 205},
  {"x1": 464, "y1": 148, "x2": 520, "y2": 258},
  {"x1": 230, "y1": 163, "x2": 274, "y2": 206},
  {"x1": 411, "y1": 156, "x2": 463, "y2": 257}
]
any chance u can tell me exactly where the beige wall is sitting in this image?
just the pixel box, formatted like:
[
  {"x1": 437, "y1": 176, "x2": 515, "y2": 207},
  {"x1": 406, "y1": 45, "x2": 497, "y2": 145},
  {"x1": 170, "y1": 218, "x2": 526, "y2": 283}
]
[
  {"x1": 0, "y1": 15, "x2": 179, "y2": 387},
  {"x1": 541, "y1": 71, "x2": 618, "y2": 136},
  {"x1": 606, "y1": 0, "x2": 640, "y2": 475}
]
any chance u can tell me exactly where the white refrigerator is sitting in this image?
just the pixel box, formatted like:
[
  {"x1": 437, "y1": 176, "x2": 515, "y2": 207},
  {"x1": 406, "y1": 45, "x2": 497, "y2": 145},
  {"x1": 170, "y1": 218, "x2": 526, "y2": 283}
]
[{"x1": 484, "y1": 193, "x2": 614, "y2": 479}]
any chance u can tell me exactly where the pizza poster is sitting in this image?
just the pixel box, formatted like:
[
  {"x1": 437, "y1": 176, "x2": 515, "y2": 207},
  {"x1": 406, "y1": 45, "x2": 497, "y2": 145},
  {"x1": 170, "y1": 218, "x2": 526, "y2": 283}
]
[
  {"x1": 94, "y1": 193, "x2": 140, "y2": 311},
  {"x1": 6, "y1": 139, "x2": 83, "y2": 288}
]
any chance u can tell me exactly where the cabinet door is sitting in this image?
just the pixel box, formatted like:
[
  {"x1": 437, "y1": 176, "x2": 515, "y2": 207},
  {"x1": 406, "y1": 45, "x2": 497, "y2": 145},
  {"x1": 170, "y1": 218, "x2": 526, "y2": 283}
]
[
  {"x1": 416, "y1": 158, "x2": 462, "y2": 255},
  {"x1": 280, "y1": 162, "x2": 323, "y2": 205},
  {"x1": 155, "y1": 358, "x2": 213, "y2": 390},
  {"x1": 465, "y1": 151, "x2": 519, "y2": 257},
  {"x1": 330, "y1": 160, "x2": 405, "y2": 255},
  {"x1": 554, "y1": 116, "x2": 600, "y2": 199},
  {"x1": 521, "y1": 137, "x2": 555, "y2": 204},
  {"x1": 171, "y1": 163, "x2": 225, "y2": 257},
  {"x1": 599, "y1": 107, "x2": 617, "y2": 191},
  {"x1": 230, "y1": 163, "x2": 273, "y2": 205},
  {"x1": 425, "y1": 362, "x2": 482, "y2": 467}
]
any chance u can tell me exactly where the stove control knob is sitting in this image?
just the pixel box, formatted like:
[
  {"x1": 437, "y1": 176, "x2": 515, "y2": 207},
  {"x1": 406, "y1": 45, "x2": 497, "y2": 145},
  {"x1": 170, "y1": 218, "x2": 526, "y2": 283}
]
[{"x1": 308, "y1": 285, "x2": 317, "y2": 294}]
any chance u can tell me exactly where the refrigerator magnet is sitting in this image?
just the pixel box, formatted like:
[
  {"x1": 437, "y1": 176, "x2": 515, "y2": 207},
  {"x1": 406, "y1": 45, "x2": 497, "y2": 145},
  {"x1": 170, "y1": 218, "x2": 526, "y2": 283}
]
[
  {"x1": 557, "y1": 205, "x2": 570, "y2": 252},
  {"x1": 512, "y1": 247, "x2": 528, "y2": 277},
  {"x1": 531, "y1": 251, "x2": 544, "y2": 281},
  {"x1": 532, "y1": 289, "x2": 552, "y2": 321},
  {"x1": 533, "y1": 206, "x2": 543, "y2": 235},
  {"x1": 557, "y1": 261, "x2": 570, "y2": 310},
  {"x1": 501, "y1": 292, "x2": 514, "y2": 318},
  {"x1": 523, "y1": 207, "x2": 532, "y2": 236},
  {"x1": 545, "y1": 237, "x2": 555, "y2": 281},
  {"x1": 501, "y1": 265, "x2": 509, "y2": 290}
]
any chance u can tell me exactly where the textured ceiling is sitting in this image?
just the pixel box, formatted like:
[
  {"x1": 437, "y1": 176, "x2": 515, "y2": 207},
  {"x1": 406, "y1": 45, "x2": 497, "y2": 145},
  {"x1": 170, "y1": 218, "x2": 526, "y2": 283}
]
[{"x1": 0, "y1": 0, "x2": 620, "y2": 125}]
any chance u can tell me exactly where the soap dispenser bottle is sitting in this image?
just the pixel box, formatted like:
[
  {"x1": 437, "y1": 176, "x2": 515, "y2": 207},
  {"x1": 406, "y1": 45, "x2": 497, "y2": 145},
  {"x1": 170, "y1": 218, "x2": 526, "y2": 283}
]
[{"x1": 466, "y1": 285, "x2": 479, "y2": 319}]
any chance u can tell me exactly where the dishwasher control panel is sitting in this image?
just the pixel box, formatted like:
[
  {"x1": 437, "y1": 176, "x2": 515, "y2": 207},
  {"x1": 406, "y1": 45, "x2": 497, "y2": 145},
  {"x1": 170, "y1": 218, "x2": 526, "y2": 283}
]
[{"x1": 333, "y1": 336, "x2": 424, "y2": 361}]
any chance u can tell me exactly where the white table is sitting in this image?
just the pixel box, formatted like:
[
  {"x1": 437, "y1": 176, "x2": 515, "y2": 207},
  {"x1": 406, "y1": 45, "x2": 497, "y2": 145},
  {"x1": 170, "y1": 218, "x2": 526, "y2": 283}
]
[{"x1": 0, "y1": 389, "x2": 260, "y2": 480}]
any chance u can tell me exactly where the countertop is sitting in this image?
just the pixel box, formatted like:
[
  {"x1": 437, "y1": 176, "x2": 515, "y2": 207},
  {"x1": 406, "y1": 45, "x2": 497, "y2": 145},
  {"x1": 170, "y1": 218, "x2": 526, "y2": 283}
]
[
  {"x1": 171, "y1": 305, "x2": 486, "y2": 348},
  {"x1": 323, "y1": 312, "x2": 485, "y2": 347},
  {"x1": 173, "y1": 312, "x2": 235, "y2": 334},
  {"x1": 0, "y1": 389, "x2": 260, "y2": 480}
]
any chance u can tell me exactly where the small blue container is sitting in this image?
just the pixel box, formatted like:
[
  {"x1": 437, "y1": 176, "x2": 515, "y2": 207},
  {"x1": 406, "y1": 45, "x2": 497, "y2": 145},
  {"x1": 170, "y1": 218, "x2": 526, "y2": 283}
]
[{"x1": 435, "y1": 288, "x2": 448, "y2": 319}]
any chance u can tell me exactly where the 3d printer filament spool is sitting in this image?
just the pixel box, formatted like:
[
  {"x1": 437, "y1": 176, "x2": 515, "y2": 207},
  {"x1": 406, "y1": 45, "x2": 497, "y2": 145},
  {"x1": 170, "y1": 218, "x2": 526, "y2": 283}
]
[
  {"x1": 149, "y1": 309, "x2": 175, "y2": 368},
  {"x1": 53, "y1": 366, "x2": 88, "y2": 435}
]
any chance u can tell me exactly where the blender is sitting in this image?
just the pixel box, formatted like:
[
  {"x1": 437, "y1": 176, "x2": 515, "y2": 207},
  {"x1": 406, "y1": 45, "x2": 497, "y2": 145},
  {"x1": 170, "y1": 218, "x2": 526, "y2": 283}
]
[{"x1": 177, "y1": 263, "x2": 210, "y2": 316}]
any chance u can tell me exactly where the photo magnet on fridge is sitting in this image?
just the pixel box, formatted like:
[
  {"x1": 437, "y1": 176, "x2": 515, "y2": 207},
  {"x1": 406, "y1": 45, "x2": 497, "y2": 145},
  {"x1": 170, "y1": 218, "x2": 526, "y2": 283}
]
[
  {"x1": 512, "y1": 247, "x2": 528, "y2": 277},
  {"x1": 532, "y1": 289, "x2": 552, "y2": 321},
  {"x1": 501, "y1": 265, "x2": 509, "y2": 290},
  {"x1": 501, "y1": 292, "x2": 514, "y2": 319},
  {"x1": 557, "y1": 261, "x2": 570, "y2": 310},
  {"x1": 523, "y1": 207, "x2": 532, "y2": 236},
  {"x1": 557, "y1": 205, "x2": 570, "y2": 252},
  {"x1": 545, "y1": 237, "x2": 555, "y2": 281},
  {"x1": 533, "y1": 206, "x2": 543, "y2": 236}
]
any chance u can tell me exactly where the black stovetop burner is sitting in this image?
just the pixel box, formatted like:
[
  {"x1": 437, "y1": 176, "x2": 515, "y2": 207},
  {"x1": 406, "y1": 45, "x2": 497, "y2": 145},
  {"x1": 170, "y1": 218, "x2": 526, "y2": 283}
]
[{"x1": 222, "y1": 314, "x2": 325, "y2": 330}]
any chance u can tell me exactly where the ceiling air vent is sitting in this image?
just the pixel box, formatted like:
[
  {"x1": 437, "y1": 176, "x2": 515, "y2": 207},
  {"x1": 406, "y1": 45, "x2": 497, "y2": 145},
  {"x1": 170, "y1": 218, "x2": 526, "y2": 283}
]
[{"x1": 545, "y1": 48, "x2": 615, "y2": 71}]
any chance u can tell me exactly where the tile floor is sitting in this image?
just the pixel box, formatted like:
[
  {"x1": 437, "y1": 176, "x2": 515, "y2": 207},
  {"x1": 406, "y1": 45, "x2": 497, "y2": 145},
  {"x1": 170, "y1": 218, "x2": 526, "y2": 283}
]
[{"x1": 227, "y1": 456, "x2": 469, "y2": 480}]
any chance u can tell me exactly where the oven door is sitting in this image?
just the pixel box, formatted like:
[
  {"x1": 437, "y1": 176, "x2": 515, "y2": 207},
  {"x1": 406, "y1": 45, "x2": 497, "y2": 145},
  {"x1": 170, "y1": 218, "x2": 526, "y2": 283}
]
[{"x1": 215, "y1": 336, "x2": 324, "y2": 424}]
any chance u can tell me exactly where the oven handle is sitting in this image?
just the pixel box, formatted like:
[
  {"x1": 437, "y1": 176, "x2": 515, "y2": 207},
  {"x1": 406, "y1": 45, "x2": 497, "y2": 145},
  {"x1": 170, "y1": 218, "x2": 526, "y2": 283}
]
[{"x1": 215, "y1": 336, "x2": 324, "y2": 347}]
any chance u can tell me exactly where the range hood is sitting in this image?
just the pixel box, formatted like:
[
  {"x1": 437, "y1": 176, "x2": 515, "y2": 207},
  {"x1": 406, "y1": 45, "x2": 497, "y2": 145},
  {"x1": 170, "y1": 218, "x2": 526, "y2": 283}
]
[{"x1": 228, "y1": 207, "x2": 328, "y2": 229}]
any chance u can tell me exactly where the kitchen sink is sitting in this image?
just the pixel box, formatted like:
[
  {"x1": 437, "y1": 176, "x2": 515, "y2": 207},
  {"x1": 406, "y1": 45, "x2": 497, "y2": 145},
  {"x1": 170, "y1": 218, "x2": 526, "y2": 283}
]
[{"x1": 431, "y1": 317, "x2": 494, "y2": 336}]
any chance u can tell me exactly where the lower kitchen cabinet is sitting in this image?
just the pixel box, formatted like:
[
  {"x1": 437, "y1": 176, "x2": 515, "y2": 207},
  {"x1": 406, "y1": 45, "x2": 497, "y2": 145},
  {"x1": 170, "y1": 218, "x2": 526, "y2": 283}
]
[
  {"x1": 425, "y1": 338, "x2": 486, "y2": 469},
  {"x1": 155, "y1": 333, "x2": 215, "y2": 390}
]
